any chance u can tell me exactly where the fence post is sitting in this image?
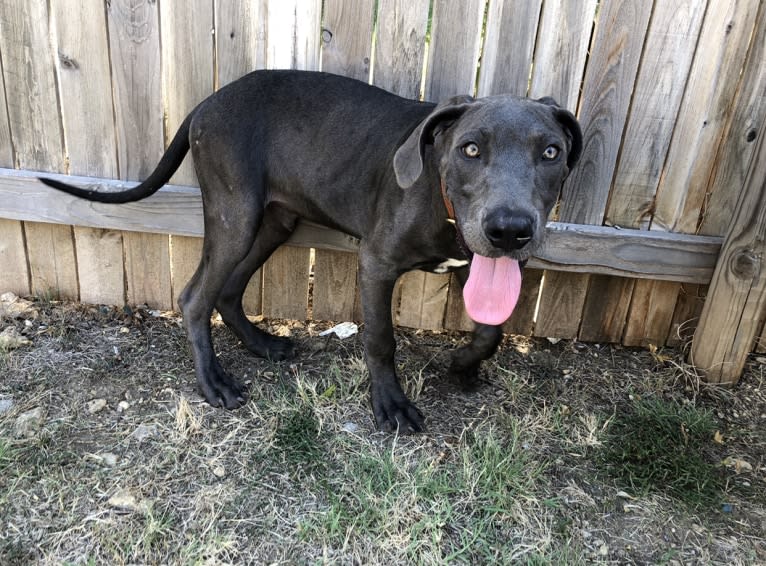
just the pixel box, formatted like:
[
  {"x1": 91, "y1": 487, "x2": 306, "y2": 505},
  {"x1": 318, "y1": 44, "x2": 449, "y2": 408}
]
[{"x1": 690, "y1": 124, "x2": 766, "y2": 384}]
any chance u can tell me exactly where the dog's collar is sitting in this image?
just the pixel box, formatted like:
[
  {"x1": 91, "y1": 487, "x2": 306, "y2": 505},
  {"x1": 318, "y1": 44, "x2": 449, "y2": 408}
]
[
  {"x1": 440, "y1": 178, "x2": 472, "y2": 258},
  {"x1": 440, "y1": 177, "x2": 456, "y2": 222}
]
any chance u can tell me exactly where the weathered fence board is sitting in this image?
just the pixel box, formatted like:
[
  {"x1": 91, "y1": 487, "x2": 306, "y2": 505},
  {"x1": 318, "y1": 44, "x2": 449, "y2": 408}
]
[
  {"x1": 529, "y1": 0, "x2": 598, "y2": 109},
  {"x1": 645, "y1": 0, "x2": 762, "y2": 347},
  {"x1": 214, "y1": 0, "x2": 269, "y2": 315},
  {"x1": 603, "y1": 0, "x2": 707, "y2": 347},
  {"x1": 258, "y1": 1, "x2": 321, "y2": 319},
  {"x1": 74, "y1": 228, "x2": 125, "y2": 307},
  {"x1": 106, "y1": 0, "x2": 167, "y2": 308},
  {"x1": 124, "y1": 231, "x2": 172, "y2": 310},
  {"x1": 373, "y1": 0, "x2": 430, "y2": 99},
  {"x1": 478, "y1": 0, "x2": 542, "y2": 97},
  {"x1": 700, "y1": 6, "x2": 766, "y2": 236},
  {"x1": 107, "y1": 0, "x2": 164, "y2": 181},
  {"x1": 0, "y1": 0, "x2": 75, "y2": 300},
  {"x1": 535, "y1": 0, "x2": 653, "y2": 339},
  {"x1": 425, "y1": 0, "x2": 484, "y2": 103},
  {"x1": 691, "y1": 125, "x2": 766, "y2": 384},
  {"x1": 262, "y1": 246, "x2": 311, "y2": 321},
  {"x1": 0, "y1": 8, "x2": 22, "y2": 295},
  {"x1": 0, "y1": 220, "x2": 29, "y2": 297},
  {"x1": 214, "y1": 0, "x2": 269, "y2": 87},
  {"x1": 53, "y1": 2, "x2": 124, "y2": 308}
]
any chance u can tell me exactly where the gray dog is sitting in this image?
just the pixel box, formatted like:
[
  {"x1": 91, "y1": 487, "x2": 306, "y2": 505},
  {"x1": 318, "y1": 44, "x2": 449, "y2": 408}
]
[{"x1": 41, "y1": 70, "x2": 582, "y2": 433}]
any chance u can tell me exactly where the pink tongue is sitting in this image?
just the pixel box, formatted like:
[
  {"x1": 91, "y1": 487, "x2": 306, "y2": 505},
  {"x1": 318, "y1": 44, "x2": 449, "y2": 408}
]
[{"x1": 463, "y1": 255, "x2": 522, "y2": 325}]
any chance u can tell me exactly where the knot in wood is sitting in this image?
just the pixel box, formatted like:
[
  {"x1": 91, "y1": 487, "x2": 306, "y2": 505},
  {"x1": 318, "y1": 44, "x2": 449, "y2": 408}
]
[
  {"x1": 729, "y1": 248, "x2": 759, "y2": 280},
  {"x1": 58, "y1": 52, "x2": 78, "y2": 70}
]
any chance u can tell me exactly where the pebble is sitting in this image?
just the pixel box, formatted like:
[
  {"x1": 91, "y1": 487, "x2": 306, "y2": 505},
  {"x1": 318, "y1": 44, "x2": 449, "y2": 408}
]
[
  {"x1": 108, "y1": 489, "x2": 148, "y2": 513},
  {"x1": 117, "y1": 401, "x2": 130, "y2": 413},
  {"x1": 87, "y1": 398, "x2": 108, "y2": 414},
  {"x1": 212, "y1": 465, "x2": 226, "y2": 478},
  {"x1": 131, "y1": 424, "x2": 158, "y2": 442},
  {"x1": 101, "y1": 452, "x2": 118, "y2": 467},
  {"x1": 14, "y1": 407, "x2": 45, "y2": 438},
  {"x1": 0, "y1": 326, "x2": 31, "y2": 350}
]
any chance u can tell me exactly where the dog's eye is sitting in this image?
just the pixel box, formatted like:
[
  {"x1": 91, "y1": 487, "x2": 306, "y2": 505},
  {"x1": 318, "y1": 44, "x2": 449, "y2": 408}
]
[
  {"x1": 462, "y1": 143, "x2": 480, "y2": 158},
  {"x1": 542, "y1": 145, "x2": 560, "y2": 161}
]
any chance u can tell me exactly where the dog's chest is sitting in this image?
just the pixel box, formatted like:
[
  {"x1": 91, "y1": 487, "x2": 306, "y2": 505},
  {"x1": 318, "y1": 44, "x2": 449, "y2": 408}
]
[{"x1": 422, "y1": 258, "x2": 469, "y2": 274}]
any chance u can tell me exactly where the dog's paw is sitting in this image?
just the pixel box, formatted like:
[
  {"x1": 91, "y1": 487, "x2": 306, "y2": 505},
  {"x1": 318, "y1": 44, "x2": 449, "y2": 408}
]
[
  {"x1": 447, "y1": 362, "x2": 481, "y2": 392},
  {"x1": 264, "y1": 334, "x2": 294, "y2": 361},
  {"x1": 197, "y1": 367, "x2": 248, "y2": 409},
  {"x1": 371, "y1": 386, "x2": 425, "y2": 434}
]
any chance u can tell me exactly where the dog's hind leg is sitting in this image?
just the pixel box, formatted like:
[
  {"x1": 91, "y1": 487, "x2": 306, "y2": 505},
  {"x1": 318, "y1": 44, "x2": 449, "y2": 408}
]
[
  {"x1": 214, "y1": 206, "x2": 297, "y2": 361},
  {"x1": 177, "y1": 183, "x2": 265, "y2": 409}
]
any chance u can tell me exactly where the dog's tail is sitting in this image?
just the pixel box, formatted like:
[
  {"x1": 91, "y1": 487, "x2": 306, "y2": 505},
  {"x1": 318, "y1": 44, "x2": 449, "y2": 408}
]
[{"x1": 39, "y1": 113, "x2": 193, "y2": 204}]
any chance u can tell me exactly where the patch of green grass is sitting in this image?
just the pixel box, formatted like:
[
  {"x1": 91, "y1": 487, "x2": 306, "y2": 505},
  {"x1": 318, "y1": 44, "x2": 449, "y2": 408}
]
[
  {"x1": 300, "y1": 419, "x2": 546, "y2": 562},
  {"x1": 272, "y1": 403, "x2": 326, "y2": 477},
  {"x1": 596, "y1": 398, "x2": 724, "y2": 506}
]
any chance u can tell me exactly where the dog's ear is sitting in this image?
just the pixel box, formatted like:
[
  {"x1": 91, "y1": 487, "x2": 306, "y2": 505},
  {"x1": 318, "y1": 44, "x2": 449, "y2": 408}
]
[
  {"x1": 535, "y1": 96, "x2": 583, "y2": 169},
  {"x1": 555, "y1": 108, "x2": 583, "y2": 169},
  {"x1": 394, "y1": 95, "x2": 474, "y2": 189}
]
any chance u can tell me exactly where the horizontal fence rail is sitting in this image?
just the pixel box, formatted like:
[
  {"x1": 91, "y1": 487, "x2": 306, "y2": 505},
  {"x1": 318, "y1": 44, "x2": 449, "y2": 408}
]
[{"x1": 0, "y1": 169, "x2": 723, "y2": 285}]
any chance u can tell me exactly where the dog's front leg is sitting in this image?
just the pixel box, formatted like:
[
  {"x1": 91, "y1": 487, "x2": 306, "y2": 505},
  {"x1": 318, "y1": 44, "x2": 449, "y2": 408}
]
[
  {"x1": 448, "y1": 323, "x2": 504, "y2": 390},
  {"x1": 358, "y1": 255, "x2": 424, "y2": 433},
  {"x1": 447, "y1": 267, "x2": 504, "y2": 390}
]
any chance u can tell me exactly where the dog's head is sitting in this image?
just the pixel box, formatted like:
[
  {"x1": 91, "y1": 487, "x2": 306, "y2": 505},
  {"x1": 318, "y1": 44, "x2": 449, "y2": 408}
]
[{"x1": 393, "y1": 95, "x2": 582, "y2": 261}]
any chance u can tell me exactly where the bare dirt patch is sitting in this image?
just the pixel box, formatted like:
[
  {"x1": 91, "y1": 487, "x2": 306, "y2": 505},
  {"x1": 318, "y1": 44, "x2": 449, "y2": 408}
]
[{"x1": 1, "y1": 298, "x2": 764, "y2": 564}]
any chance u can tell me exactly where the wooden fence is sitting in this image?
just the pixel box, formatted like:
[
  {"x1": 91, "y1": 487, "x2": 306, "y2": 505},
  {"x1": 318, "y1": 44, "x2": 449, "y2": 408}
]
[{"x1": 0, "y1": 0, "x2": 764, "y2": 385}]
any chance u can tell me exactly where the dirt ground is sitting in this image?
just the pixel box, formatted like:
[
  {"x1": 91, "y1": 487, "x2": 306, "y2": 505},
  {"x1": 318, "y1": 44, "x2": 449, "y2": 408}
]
[{"x1": 1, "y1": 294, "x2": 764, "y2": 564}]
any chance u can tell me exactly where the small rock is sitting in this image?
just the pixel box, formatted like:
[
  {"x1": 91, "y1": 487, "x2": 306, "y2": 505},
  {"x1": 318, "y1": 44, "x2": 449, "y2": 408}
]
[
  {"x1": 723, "y1": 456, "x2": 753, "y2": 473},
  {"x1": 101, "y1": 452, "x2": 118, "y2": 467},
  {"x1": 0, "y1": 293, "x2": 38, "y2": 319},
  {"x1": 0, "y1": 397, "x2": 14, "y2": 415},
  {"x1": 342, "y1": 422, "x2": 360, "y2": 434},
  {"x1": 14, "y1": 407, "x2": 45, "y2": 438},
  {"x1": 108, "y1": 489, "x2": 146, "y2": 512},
  {"x1": 131, "y1": 423, "x2": 158, "y2": 442},
  {"x1": 117, "y1": 401, "x2": 130, "y2": 413},
  {"x1": 0, "y1": 327, "x2": 32, "y2": 351},
  {"x1": 87, "y1": 398, "x2": 108, "y2": 414},
  {"x1": 212, "y1": 465, "x2": 226, "y2": 478}
]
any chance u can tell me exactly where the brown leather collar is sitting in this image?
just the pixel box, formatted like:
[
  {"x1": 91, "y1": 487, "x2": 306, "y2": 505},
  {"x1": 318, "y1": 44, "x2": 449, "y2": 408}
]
[{"x1": 440, "y1": 177, "x2": 455, "y2": 221}]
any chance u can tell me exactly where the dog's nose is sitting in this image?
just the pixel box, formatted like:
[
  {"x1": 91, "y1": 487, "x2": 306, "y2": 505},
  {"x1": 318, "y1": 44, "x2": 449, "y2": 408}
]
[{"x1": 483, "y1": 209, "x2": 535, "y2": 251}]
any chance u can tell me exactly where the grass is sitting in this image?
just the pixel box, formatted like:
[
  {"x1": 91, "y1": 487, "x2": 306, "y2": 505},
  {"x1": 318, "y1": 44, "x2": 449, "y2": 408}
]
[
  {"x1": 0, "y1": 299, "x2": 764, "y2": 563},
  {"x1": 596, "y1": 398, "x2": 724, "y2": 506},
  {"x1": 298, "y1": 419, "x2": 546, "y2": 563}
]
